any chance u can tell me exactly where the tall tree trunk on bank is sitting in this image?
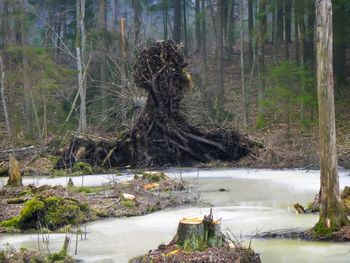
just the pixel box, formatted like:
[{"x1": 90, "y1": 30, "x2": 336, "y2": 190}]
[
  {"x1": 173, "y1": 0, "x2": 182, "y2": 43},
  {"x1": 76, "y1": 0, "x2": 87, "y2": 133},
  {"x1": 315, "y1": 0, "x2": 349, "y2": 235}
]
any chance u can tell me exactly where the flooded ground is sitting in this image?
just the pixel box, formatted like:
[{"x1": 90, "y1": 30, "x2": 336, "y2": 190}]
[{"x1": 1, "y1": 169, "x2": 350, "y2": 262}]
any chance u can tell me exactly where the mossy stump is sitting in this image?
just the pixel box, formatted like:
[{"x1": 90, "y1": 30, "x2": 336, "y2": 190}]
[
  {"x1": 6, "y1": 155, "x2": 22, "y2": 187},
  {"x1": 174, "y1": 212, "x2": 224, "y2": 251}
]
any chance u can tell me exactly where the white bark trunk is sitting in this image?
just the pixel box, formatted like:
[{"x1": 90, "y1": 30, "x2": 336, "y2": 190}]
[
  {"x1": 0, "y1": 53, "x2": 11, "y2": 142},
  {"x1": 240, "y1": 0, "x2": 248, "y2": 128},
  {"x1": 76, "y1": 0, "x2": 87, "y2": 133}
]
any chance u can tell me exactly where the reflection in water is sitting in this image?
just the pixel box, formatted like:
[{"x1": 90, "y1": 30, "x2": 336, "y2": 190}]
[{"x1": 1, "y1": 169, "x2": 350, "y2": 263}]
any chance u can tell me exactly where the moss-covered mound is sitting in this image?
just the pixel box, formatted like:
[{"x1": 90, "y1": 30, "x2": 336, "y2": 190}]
[{"x1": 1, "y1": 196, "x2": 91, "y2": 230}]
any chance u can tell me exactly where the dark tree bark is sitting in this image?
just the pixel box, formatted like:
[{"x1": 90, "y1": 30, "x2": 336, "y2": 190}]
[
  {"x1": 182, "y1": 0, "x2": 188, "y2": 56},
  {"x1": 195, "y1": 0, "x2": 201, "y2": 52},
  {"x1": 173, "y1": 0, "x2": 182, "y2": 43},
  {"x1": 314, "y1": 0, "x2": 349, "y2": 236},
  {"x1": 284, "y1": 0, "x2": 291, "y2": 59},
  {"x1": 306, "y1": 1, "x2": 315, "y2": 70},
  {"x1": 163, "y1": 0, "x2": 168, "y2": 40},
  {"x1": 132, "y1": 0, "x2": 141, "y2": 45},
  {"x1": 276, "y1": 0, "x2": 284, "y2": 42}
]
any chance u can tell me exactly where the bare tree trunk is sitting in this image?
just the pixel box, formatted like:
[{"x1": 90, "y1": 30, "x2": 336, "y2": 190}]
[
  {"x1": 132, "y1": 0, "x2": 141, "y2": 45},
  {"x1": 247, "y1": 0, "x2": 254, "y2": 69},
  {"x1": 76, "y1": 0, "x2": 87, "y2": 133},
  {"x1": 98, "y1": 0, "x2": 107, "y2": 108},
  {"x1": 284, "y1": 0, "x2": 291, "y2": 59},
  {"x1": 217, "y1": 0, "x2": 225, "y2": 109},
  {"x1": 173, "y1": 0, "x2": 182, "y2": 43},
  {"x1": 183, "y1": 0, "x2": 188, "y2": 56},
  {"x1": 0, "y1": 53, "x2": 11, "y2": 143},
  {"x1": 163, "y1": 0, "x2": 169, "y2": 40},
  {"x1": 315, "y1": 0, "x2": 348, "y2": 235},
  {"x1": 257, "y1": 0, "x2": 266, "y2": 126},
  {"x1": 276, "y1": 0, "x2": 283, "y2": 42},
  {"x1": 240, "y1": 0, "x2": 247, "y2": 128}
]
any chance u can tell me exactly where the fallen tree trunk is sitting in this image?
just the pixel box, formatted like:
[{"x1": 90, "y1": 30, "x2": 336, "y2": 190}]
[{"x1": 57, "y1": 40, "x2": 261, "y2": 169}]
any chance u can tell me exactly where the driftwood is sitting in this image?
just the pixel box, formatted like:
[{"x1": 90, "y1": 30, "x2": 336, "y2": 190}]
[{"x1": 57, "y1": 40, "x2": 260, "y2": 169}]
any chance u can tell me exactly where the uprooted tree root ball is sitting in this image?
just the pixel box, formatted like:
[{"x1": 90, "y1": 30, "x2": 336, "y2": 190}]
[{"x1": 56, "y1": 40, "x2": 260, "y2": 169}]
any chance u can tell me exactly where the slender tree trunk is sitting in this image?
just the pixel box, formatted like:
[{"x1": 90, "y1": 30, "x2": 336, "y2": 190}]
[
  {"x1": 247, "y1": 0, "x2": 254, "y2": 68},
  {"x1": 240, "y1": 0, "x2": 248, "y2": 128},
  {"x1": 98, "y1": 0, "x2": 107, "y2": 108},
  {"x1": 284, "y1": 0, "x2": 291, "y2": 59},
  {"x1": 201, "y1": 0, "x2": 207, "y2": 71},
  {"x1": 20, "y1": 0, "x2": 33, "y2": 137},
  {"x1": 294, "y1": 0, "x2": 299, "y2": 65},
  {"x1": 195, "y1": 0, "x2": 201, "y2": 52},
  {"x1": 163, "y1": 0, "x2": 168, "y2": 40},
  {"x1": 76, "y1": 0, "x2": 87, "y2": 133},
  {"x1": 183, "y1": 0, "x2": 188, "y2": 56},
  {"x1": 217, "y1": 0, "x2": 225, "y2": 109},
  {"x1": 276, "y1": 0, "x2": 283, "y2": 42},
  {"x1": 173, "y1": 0, "x2": 182, "y2": 43},
  {"x1": 298, "y1": 0, "x2": 306, "y2": 122},
  {"x1": 0, "y1": 53, "x2": 11, "y2": 143},
  {"x1": 315, "y1": 0, "x2": 349, "y2": 234},
  {"x1": 132, "y1": 0, "x2": 141, "y2": 45},
  {"x1": 257, "y1": 0, "x2": 266, "y2": 126},
  {"x1": 227, "y1": 0, "x2": 235, "y2": 60},
  {"x1": 306, "y1": 1, "x2": 315, "y2": 70}
]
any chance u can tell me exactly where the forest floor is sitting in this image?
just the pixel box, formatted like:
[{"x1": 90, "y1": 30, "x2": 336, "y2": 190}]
[{"x1": 0, "y1": 173, "x2": 198, "y2": 233}]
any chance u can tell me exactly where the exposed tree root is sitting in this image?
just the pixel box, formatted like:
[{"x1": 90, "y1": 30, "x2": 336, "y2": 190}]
[{"x1": 57, "y1": 40, "x2": 261, "y2": 169}]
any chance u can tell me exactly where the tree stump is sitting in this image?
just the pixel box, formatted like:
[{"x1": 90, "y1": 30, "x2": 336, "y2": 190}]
[
  {"x1": 174, "y1": 210, "x2": 225, "y2": 251},
  {"x1": 6, "y1": 155, "x2": 22, "y2": 187}
]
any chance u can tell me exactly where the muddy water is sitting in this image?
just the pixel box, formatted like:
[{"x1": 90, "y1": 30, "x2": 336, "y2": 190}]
[{"x1": 1, "y1": 169, "x2": 350, "y2": 263}]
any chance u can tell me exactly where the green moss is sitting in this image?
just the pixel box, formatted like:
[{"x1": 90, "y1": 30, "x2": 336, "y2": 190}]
[
  {"x1": 142, "y1": 172, "x2": 167, "y2": 182},
  {"x1": 182, "y1": 235, "x2": 207, "y2": 251},
  {"x1": 70, "y1": 186, "x2": 103, "y2": 194},
  {"x1": 48, "y1": 250, "x2": 67, "y2": 261},
  {"x1": 52, "y1": 169, "x2": 70, "y2": 177},
  {"x1": 72, "y1": 162, "x2": 93, "y2": 175},
  {"x1": 313, "y1": 220, "x2": 339, "y2": 239},
  {"x1": 256, "y1": 114, "x2": 266, "y2": 129},
  {"x1": 1, "y1": 196, "x2": 91, "y2": 230},
  {"x1": 122, "y1": 199, "x2": 136, "y2": 208},
  {"x1": 0, "y1": 251, "x2": 4, "y2": 261}
]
